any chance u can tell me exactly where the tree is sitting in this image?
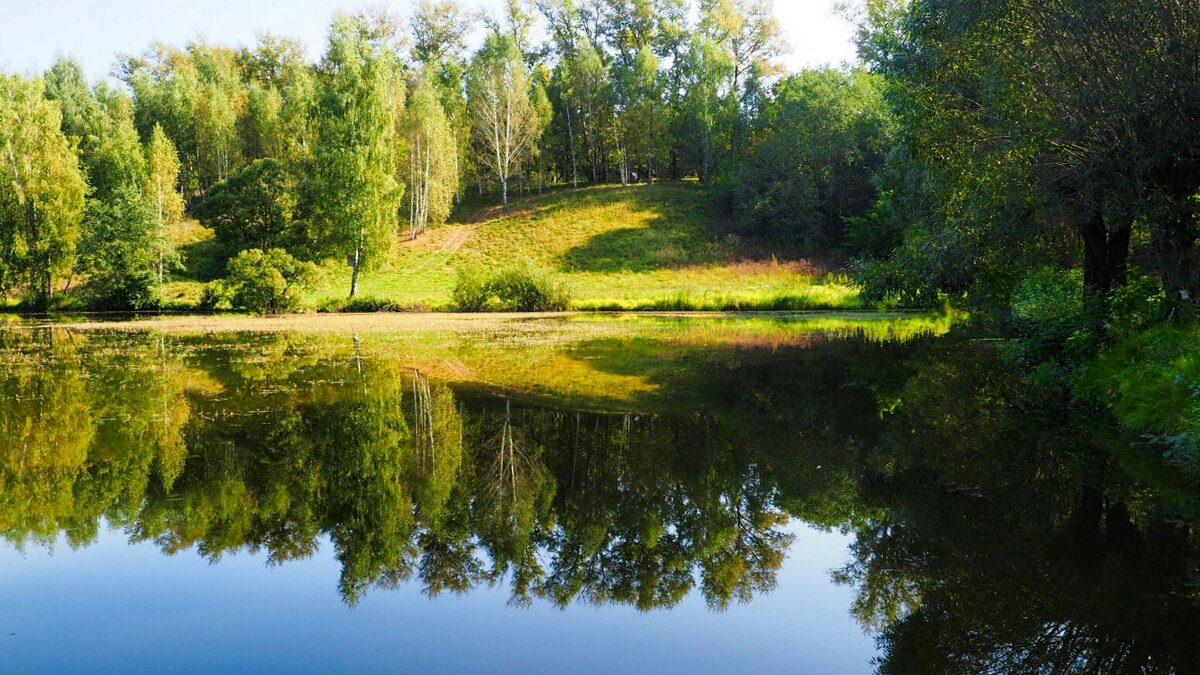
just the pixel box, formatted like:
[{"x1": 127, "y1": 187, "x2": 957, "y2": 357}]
[
  {"x1": 145, "y1": 124, "x2": 184, "y2": 288},
  {"x1": 857, "y1": 0, "x2": 1200, "y2": 316},
  {"x1": 194, "y1": 158, "x2": 299, "y2": 255},
  {"x1": 0, "y1": 74, "x2": 87, "y2": 304},
  {"x1": 411, "y1": 0, "x2": 474, "y2": 66},
  {"x1": 405, "y1": 75, "x2": 460, "y2": 240},
  {"x1": 306, "y1": 12, "x2": 405, "y2": 298},
  {"x1": 677, "y1": 34, "x2": 728, "y2": 185},
  {"x1": 734, "y1": 69, "x2": 894, "y2": 250},
  {"x1": 626, "y1": 45, "x2": 664, "y2": 184},
  {"x1": 467, "y1": 32, "x2": 545, "y2": 208},
  {"x1": 568, "y1": 43, "x2": 611, "y2": 184},
  {"x1": 699, "y1": 0, "x2": 783, "y2": 155},
  {"x1": 79, "y1": 186, "x2": 161, "y2": 309}
]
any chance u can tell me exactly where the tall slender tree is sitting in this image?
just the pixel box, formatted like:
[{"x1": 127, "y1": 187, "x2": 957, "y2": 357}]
[
  {"x1": 307, "y1": 12, "x2": 405, "y2": 298},
  {"x1": 467, "y1": 32, "x2": 544, "y2": 208},
  {"x1": 405, "y1": 75, "x2": 459, "y2": 240},
  {"x1": 146, "y1": 124, "x2": 184, "y2": 288}
]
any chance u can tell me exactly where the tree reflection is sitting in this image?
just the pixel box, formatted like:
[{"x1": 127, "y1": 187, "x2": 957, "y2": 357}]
[{"x1": 1, "y1": 327, "x2": 1198, "y2": 672}]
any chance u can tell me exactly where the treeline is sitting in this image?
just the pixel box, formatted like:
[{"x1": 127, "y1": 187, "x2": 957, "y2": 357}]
[
  {"x1": 849, "y1": 0, "x2": 1200, "y2": 315},
  {"x1": 842, "y1": 0, "x2": 1200, "y2": 476},
  {"x1": 0, "y1": 0, "x2": 893, "y2": 311}
]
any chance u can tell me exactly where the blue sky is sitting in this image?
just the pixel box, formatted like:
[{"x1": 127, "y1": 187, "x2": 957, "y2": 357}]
[{"x1": 0, "y1": 0, "x2": 858, "y2": 81}]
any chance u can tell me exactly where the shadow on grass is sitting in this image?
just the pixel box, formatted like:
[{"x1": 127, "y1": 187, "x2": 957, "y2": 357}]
[
  {"x1": 558, "y1": 184, "x2": 775, "y2": 273},
  {"x1": 176, "y1": 237, "x2": 227, "y2": 282}
]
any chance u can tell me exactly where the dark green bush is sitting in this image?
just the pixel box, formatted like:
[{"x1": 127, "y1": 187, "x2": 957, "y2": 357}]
[
  {"x1": 489, "y1": 267, "x2": 571, "y2": 312},
  {"x1": 318, "y1": 296, "x2": 411, "y2": 313},
  {"x1": 198, "y1": 282, "x2": 227, "y2": 311},
  {"x1": 223, "y1": 248, "x2": 317, "y2": 314},
  {"x1": 451, "y1": 266, "x2": 572, "y2": 312}
]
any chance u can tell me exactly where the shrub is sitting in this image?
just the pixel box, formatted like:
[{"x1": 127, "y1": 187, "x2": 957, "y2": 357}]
[
  {"x1": 1011, "y1": 267, "x2": 1083, "y2": 324},
  {"x1": 451, "y1": 269, "x2": 491, "y2": 312},
  {"x1": 223, "y1": 248, "x2": 317, "y2": 314},
  {"x1": 1107, "y1": 270, "x2": 1166, "y2": 335},
  {"x1": 318, "y1": 296, "x2": 410, "y2": 313},
  {"x1": 489, "y1": 267, "x2": 571, "y2": 312},
  {"x1": 198, "y1": 282, "x2": 228, "y2": 311},
  {"x1": 451, "y1": 266, "x2": 572, "y2": 312}
]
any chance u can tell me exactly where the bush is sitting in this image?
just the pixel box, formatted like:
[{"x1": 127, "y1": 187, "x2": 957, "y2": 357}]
[
  {"x1": 1107, "y1": 271, "x2": 1166, "y2": 335},
  {"x1": 1011, "y1": 267, "x2": 1083, "y2": 324},
  {"x1": 489, "y1": 267, "x2": 571, "y2": 311},
  {"x1": 318, "y1": 296, "x2": 412, "y2": 313},
  {"x1": 198, "y1": 282, "x2": 228, "y2": 311},
  {"x1": 223, "y1": 248, "x2": 317, "y2": 314},
  {"x1": 1078, "y1": 326, "x2": 1200, "y2": 476},
  {"x1": 451, "y1": 266, "x2": 572, "y2": 312},
  {"x1": 451, "y1": 269, "x2": 491, "y2": 312}
]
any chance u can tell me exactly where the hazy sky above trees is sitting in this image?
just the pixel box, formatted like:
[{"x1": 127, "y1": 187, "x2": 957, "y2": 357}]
[{"x1": 1, "y1": 0, "x2": 857, "y2": 80}]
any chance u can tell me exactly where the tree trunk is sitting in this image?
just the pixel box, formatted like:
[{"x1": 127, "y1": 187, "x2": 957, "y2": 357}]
[
  {"x1": 1081, "y1": 210, "x2": 1131, "y2": 311},
  {"x1": 566, "y1": 105, "x2": 578, "y2": 188},
  {"x1": 502, "y1": 177, "x2": 509, "y2": 209},
  {"x1": 349, "y1": 228, "x2": 363, "y2": 298}
]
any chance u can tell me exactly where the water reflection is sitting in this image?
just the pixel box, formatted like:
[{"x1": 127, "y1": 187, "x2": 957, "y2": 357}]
[{"x1": 1, "y1": 319, "x2": 1198, "y2": 672}]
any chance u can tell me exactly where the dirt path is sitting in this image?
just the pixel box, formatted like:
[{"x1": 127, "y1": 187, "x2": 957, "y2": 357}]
[
  {"x1": 437, "y1": 225, "x2": 472, "y2": 255},
  {"x1": 396, "y1": 225, "x2": 474, "y2": 279}
]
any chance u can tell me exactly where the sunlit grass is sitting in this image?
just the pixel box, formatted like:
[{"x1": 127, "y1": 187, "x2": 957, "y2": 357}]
[{"x1": 292, "y1": 184, "x2": 859, "y2": 311}]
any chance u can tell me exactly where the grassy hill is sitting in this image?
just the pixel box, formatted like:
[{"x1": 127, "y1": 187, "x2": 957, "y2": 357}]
[{"x1": 164, "y1": 183, "x2": 859, "y2": 311}]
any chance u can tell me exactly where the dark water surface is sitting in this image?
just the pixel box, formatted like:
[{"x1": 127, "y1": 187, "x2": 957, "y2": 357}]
[{"x1": 1, "y1": 314, "x2": 1197, "y2": 673}]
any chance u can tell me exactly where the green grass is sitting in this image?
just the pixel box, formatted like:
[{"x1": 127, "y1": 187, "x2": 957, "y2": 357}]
[{"x1": 163, "y1": 183, "x2": 858, "y2": 312}]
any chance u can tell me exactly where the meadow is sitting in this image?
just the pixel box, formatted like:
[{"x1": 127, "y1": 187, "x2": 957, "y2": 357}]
[{"x1": 163, "y1": 184, "x2": 861, "y2": 312}]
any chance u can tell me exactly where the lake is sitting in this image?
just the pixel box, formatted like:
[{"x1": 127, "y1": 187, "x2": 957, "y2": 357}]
[{"x1": 0, "y1": 313, "x2": 1196, "y2": 674}]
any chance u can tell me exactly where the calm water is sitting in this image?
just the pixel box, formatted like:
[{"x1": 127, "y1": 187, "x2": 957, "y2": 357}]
[{"x1": 1, "y1": 314, "x2": 1197, "y2": 674}]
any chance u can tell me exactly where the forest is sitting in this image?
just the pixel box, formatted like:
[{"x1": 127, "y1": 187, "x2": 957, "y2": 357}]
[{"x1": 0, "y1": 0, "x2": 887, "y2": 313}]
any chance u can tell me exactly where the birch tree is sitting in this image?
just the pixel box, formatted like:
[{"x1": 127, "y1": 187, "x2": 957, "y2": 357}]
[
  {"x1": 467, "y1": 33, "x2": 543, "y2": 208},
  {"x1": 307, "y1": 12, "x2": 405, "y2": 298},
  {"x1": 0, "y1": 75, "x2": 86, "y2": 304},
  {"x1": 405, "y1": 75, "x2": 459, "y2": 240},
  {"x1": 146, "y1": 124, "x2": 184, "y2": 288}
]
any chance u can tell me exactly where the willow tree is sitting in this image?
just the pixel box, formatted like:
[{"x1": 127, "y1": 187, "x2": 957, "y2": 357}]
[
  {"x1": 467, "y1": 32, "x2": 543, "y2": 208},
  {"x1": 307, "y1": 12, "x2": 405, "y2": 298},
  {"x1": 405, "y1": 75, "x2": 459, "y2": 240},
  {"x1": 146, "y1": 124, "x2": 184, "y2": 288},
  {"x1": 0, "y1": 75, "x2": 87, "y2": 304}
]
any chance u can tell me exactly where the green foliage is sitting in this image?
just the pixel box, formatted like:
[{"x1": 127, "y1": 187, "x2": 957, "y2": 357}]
[
  {"x1": 305, "y1": 12, "x2": 405, "y2": 297},
  {"x1": 197, "y1": 281, "x2": 227, "y2": 311},
  {"x1": 405, "y1": 73, "x2": 459, "y2": 239},
  {"x1": 1107, "y1": 271, "x2": 1168, "y2": 336},
  {"x1": 489, "y1": 267, "x2": 572, "y2": 311},
  {"x1": 451, "y1": 268, "x2": 491, "y2": 312},
  {"x1": 223, "y1": 248, "x2": 318, "y2": 314},
  {"x1": 79, "y1": 187, "x2": 161, "y2": 310},
  {"x1": 452, "y1": 266, "x2": 572, "y2": 312},
  {"x1": 733, "y1": 69, "x2": 893, "y2": 251},
  {"x1": 193, "y1": 158, "x2": 300, "y2": 257},
  {"x1": 0, "y1": 74, "x2": 87, "y2": 303},
  {"x1": 317, "y1": 295, "x2": 412, "y2": 313},
  {"x1": 467, "y1": 32, "x2": 543, "y2": 207},
  {"x1": 1079, "y1": 326, "x2": 1200, "y2": 474},
  {"x1": 1011, "y1": 268, "x2": 1083, "y2": 325}
]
